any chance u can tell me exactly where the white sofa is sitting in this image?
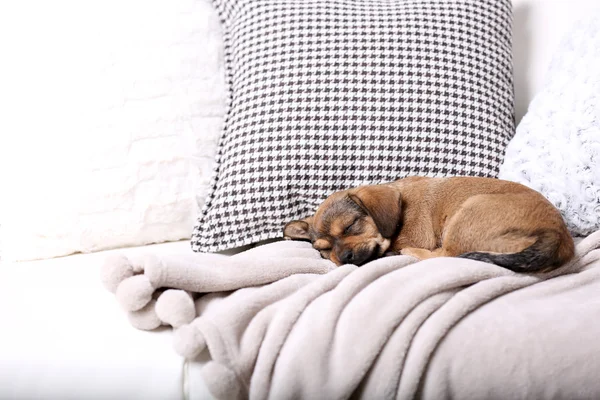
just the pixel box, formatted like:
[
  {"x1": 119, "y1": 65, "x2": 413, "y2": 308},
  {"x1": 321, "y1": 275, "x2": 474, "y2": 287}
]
[{"x1": 2, "y1": 0, "x2": 599, "y2": 399}]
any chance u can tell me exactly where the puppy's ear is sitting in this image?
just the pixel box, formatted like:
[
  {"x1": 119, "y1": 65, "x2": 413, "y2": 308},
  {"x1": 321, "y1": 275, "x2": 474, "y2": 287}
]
[
  {"x1": 283, "y1": 216, "x2": 314, "y2": 241},
  {"x1": 349, "y1": 186, "x2": 402, "y2": 238}
]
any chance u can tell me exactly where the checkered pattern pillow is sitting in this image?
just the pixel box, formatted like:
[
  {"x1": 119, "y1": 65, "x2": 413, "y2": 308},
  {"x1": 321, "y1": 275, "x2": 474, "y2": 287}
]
[{"x1": 192, "y1": 0, "x2": 514, "y2": 253}]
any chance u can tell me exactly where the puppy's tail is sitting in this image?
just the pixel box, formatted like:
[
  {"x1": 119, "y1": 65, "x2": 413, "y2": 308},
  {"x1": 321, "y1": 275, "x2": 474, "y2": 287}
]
[{"x1": 458, "y1": 229, "x2": 574, "y2": 273}]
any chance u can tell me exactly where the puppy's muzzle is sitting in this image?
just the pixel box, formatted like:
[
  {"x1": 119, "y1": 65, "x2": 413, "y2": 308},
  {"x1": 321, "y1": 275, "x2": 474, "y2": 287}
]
[
  {"x1": 340, "y1": 250, "x2": 355, "y2": 264},
  {"x1": 339, "y1": 246, "x2": 377, "y2": 266}
]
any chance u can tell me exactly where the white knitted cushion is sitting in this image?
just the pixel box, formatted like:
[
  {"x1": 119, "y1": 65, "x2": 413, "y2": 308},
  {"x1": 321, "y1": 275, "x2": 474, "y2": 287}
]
[
  {"x1": 2, "y1": 0, "x2": 225, "y2": 261},
  {"x1": 500, "y1": 15, "x2": 600, "y2": 236},
  {"x1": 192, "y1": 0, "x2": 515, "y2": 252}
]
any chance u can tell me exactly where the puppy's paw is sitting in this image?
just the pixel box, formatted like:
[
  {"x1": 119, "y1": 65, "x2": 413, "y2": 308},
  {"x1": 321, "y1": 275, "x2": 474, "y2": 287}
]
[{"x1": 400, "y1": 248, "x2": 424, "y2": 260}]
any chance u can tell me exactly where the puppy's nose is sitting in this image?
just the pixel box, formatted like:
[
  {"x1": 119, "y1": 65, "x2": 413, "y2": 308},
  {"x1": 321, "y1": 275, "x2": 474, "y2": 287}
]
[{"x1": 340, "y1": 250, "x2": 354, "y2": 264}]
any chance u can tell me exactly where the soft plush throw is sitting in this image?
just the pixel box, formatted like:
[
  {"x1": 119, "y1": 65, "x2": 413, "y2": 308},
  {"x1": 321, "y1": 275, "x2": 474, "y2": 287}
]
[
  {"x1": 500, "y1": 15, "x2": 600, "y2": 236},
  {"x1": 103, "y1": 231, "x2": 600, "y2": 399},
  {"x1": 192, "y1": 0, "x2": 515, "y2": 253}
]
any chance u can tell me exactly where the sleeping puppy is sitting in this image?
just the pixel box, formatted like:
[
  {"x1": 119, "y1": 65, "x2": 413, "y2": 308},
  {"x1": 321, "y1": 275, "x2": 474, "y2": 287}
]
[{"x1": 283, "y1": 176, "x2": 575, "y2": 272}]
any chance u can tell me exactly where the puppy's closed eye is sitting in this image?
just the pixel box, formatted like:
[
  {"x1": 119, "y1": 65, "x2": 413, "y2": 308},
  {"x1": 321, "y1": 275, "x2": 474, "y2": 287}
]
[
  {"x1": 343, "y1": 218, "x2": 360, "y2": 235},
  {"x1": 319, "y1": 249, "x2": 331, "y2": 259}
]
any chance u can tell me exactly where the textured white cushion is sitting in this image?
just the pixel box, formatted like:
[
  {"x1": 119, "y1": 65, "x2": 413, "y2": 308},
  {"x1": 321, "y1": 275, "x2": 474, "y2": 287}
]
[
  {"x1": 2, "y1": 0, "x2": 226, "y2": 261},
  {"x1": 500, "y1": 14, "x2": 600, "y2": 236},
  {"x1": 512, "y1": 0, "x2": 600, "y2": 124}
]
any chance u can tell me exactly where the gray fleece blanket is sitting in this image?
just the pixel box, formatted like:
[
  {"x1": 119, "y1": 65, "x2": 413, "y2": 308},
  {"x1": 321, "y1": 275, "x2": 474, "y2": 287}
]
[{"x1": 105, "y1": 231, "x2": 600, "y2": 399}]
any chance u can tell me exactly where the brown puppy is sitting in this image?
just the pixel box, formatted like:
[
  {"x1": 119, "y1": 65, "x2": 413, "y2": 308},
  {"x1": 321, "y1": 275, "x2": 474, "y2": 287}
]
[{"x1": 283, "y1": 177, "x2": 575, "y2": 272}]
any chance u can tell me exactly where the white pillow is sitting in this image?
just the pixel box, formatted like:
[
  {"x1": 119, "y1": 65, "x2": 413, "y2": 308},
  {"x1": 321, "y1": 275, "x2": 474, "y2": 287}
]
[
  {"x1": 499, "y1": 15, "x2": 600, "y2": 236},
  {"x1": 1, "y1": 0, "x2": 225, "y2": 261}
]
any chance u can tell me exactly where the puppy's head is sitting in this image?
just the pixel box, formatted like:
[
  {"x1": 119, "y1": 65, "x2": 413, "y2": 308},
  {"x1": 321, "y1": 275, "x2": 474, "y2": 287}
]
[{"x1": 283, "y1": 185, "x2": 402, "y2": 266}]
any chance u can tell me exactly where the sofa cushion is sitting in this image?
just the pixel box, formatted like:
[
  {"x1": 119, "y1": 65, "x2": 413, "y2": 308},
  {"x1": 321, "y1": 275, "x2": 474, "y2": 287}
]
[
  {"x1": 192, "y1": 0, "x2": 515, "y2": 252},
  {"x1": 500, "y1": 14, "x2": 600, "y2": 236},
  {"x1": 2, "y1": 0, "x2": 226, "y2": 262},
  {"x1": 0, "y1": 242, "x2": 197, "y2": 399}
]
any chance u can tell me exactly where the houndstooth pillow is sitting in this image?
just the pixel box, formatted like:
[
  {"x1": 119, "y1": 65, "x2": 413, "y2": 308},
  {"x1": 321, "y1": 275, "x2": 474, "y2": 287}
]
[{"x1": 192, "y1": 0, "x2": 514, "y2": 253}]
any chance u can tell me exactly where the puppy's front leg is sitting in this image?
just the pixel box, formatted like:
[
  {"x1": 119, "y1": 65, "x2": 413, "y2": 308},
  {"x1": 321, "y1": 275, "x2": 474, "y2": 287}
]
[{"x1": 401, "y1": 247, "x2": 446, "y2": 260}]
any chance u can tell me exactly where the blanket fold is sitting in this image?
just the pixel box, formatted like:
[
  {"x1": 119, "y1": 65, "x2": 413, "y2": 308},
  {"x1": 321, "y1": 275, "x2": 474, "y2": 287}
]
[{"x1": 102, "y1": 231, "x2": 600, "y2": 399}]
